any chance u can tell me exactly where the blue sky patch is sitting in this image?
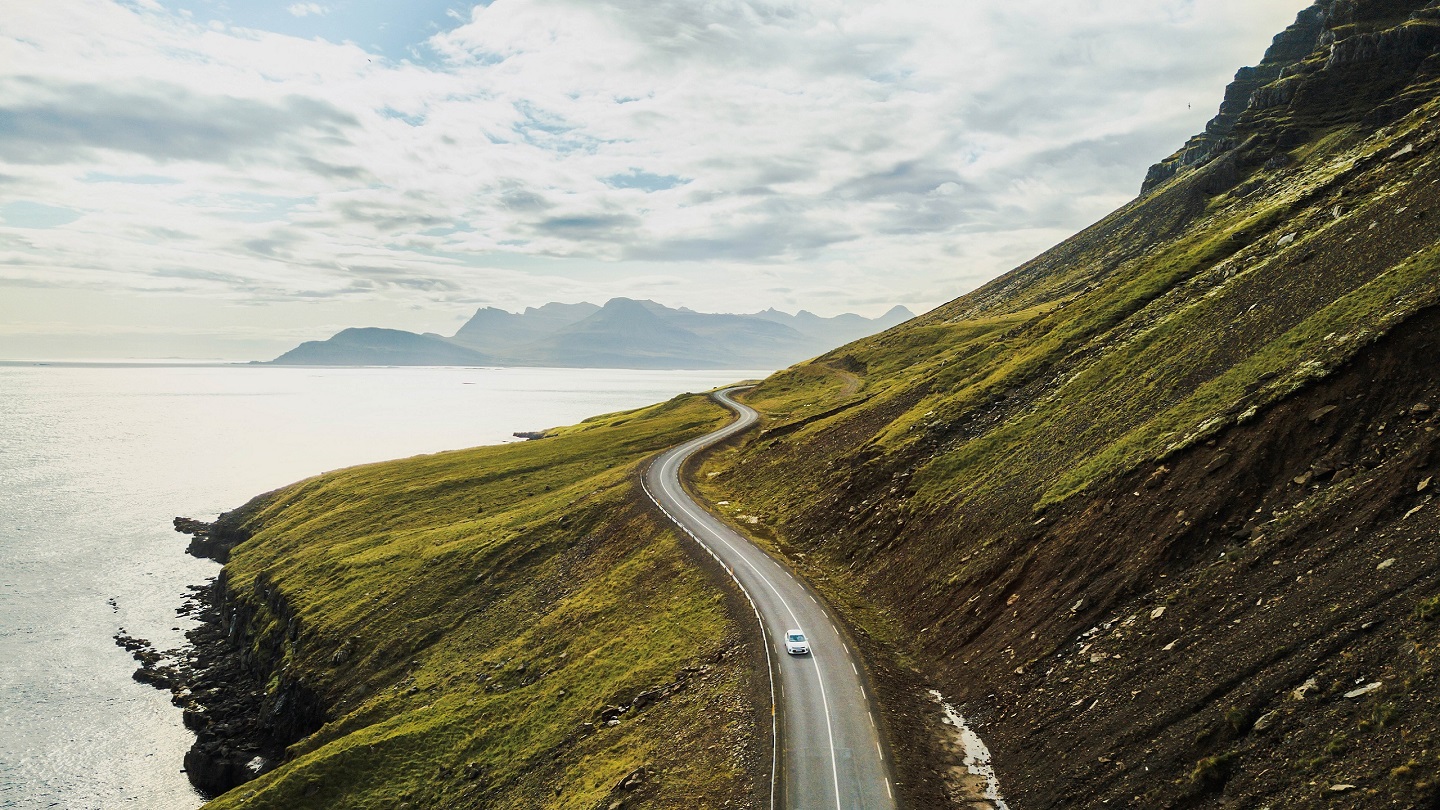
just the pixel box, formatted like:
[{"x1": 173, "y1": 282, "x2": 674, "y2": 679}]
[
  {"x1": 1, "y1": 201, "x2": 83, "y2": 229},
  {"x1": 420, "y1": 223, "x2": 474, "y2": 237},
  {"x1": 82, "y1": 172, "x2": 183, "y2": 185},
  {"x1": 605, "y1": 170, "x2": 686, "y2": 192},
  {"x1": 183, "y1": 192, "x2": 313, "y2": 223},
  {"x1": 380, "y1": 107, "x2": 428, "y2": 126},
  {"x1": 158, "y1": 0, "x2": 479, "y2": 62}
]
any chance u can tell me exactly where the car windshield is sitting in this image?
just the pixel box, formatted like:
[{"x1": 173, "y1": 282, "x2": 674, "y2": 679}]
[{"x1": 787, "y1": 632, "x2": 805, "y2": 642}]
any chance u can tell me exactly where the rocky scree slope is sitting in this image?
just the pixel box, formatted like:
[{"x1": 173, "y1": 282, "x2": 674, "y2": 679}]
[
  {"x1": 163, "y1": 395, "x2": 765, "y2": 810},
  {"x1": 697, "y1": 1, "x2": 1440, "y2": 807}
]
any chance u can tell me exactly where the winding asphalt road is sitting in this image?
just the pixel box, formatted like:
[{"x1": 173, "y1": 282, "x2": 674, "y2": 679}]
[{"x1": 643, "y1": 387, "x2": 897, "y2": 810}]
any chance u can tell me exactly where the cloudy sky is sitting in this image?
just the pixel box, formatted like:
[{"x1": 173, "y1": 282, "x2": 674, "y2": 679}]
[{"x1": 0, "y1": 0, "x2": 1308, "y2": 360}]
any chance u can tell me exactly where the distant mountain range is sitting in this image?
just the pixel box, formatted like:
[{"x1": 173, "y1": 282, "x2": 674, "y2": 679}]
[{"x1": 267, "y1": 299, "x2": 916, "y2": 369}]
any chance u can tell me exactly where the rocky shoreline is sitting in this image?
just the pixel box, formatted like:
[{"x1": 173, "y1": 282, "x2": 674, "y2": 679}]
[
  {"x1": 118, "y1": 508, "x2": 327, "y2": 799},
  {"x1": 172, "y1": 514, "x2": 255, "y2": 564}
]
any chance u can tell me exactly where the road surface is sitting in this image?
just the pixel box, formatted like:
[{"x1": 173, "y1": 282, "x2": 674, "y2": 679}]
[{"x1": 644, "y1": 387, "x2": 897, "y2": 810}]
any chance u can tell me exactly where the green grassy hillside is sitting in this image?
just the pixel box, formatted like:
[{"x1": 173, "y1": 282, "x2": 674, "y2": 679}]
[
  {"x1": 707, "y1": 4, "x2": 1440, "y2": 585},
  {"x1": 194, "y1": 394, "x2": 763, "y2": 810},
  {"x1": 185, "y1": 3, "x2": 1440, "y2": 807},
  {"x1": 698, "y1": 1, "x2": 1440, "y2": 805}
]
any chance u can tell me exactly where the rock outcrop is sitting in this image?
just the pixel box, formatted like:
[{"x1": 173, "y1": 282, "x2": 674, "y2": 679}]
[
  {"x1": 125, "y1": 570, "x2": 330, "y2": 798},
  {"x1": 158, "y1": 496, "x2": 329, "y2": 796},
  {"x1": 1143, "y1": 0, "x2": 1440, "y2": 194},
  {"x1": 177, "y1": 571, "x2": 328, "y2": 797},
  {"x1": 173, "y1": 508, "x2": 259, "y2": 564},
  {"x1": 1142, "y1": 3, "x2": 1331, "y2": 193}
]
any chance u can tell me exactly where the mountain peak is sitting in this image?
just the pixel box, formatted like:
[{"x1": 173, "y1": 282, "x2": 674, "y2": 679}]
[
  {"x1": 273, "y1": 300, "x2": 917, "y2": 369},
  {"x1": 1142, "y1": 0, "x2": 1440, "y2": 194},
  {"x1": 594, "y1": 297, "x2": 666, "y2": 320},
  {"x1": 601, "y1": 296, "x2": 651, "y2": 309}
]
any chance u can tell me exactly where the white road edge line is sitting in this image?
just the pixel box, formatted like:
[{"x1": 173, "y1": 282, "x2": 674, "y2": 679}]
[
  {"x1": 644, "y1": 470, "x2": 778, "y2": 810},
  {"x1": 646, "y1": 388, "x2": 859, "y2": 810},
  {"x1": 666, "y1": 471, "x2": 845, "y2": 808}
]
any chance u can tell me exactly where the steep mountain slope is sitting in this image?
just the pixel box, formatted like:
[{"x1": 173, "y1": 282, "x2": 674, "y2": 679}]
[
  {"x1": 270, "y1": 327, "x2": 494, "y2": 366},
  {"x1": 269, "y1": 299, "x2": 914, "y2": 369},
  {"x1": 752, "y1": 305, "x2": 914, "y2": 351},
  {"x1": 516, "y1": 298, "x2": 745, "y2": 369},
  {"x1": 696, "y1": 1, "x2": 1440, "y2": 806},
  {"x1": 634, "y1": 301, "x2": 815, "y2": 366},
  {"x1": 451, "y1": 302, "x2": 601, "y2": 352}
]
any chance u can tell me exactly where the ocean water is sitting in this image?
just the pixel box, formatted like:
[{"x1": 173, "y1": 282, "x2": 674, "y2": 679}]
[{"x1": 0, "y1": 364, "x2": 759, "y2": 810}]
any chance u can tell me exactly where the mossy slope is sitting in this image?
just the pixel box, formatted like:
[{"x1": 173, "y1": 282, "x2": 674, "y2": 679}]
[
  {"x1": 201, "y1": 394, "x2": 762, "y2": 810},
  {"x1": 709, "y1": 0, "x2": 1440, "y2": 576},
  {"x1": 699, "y1": 1, "x2": 1440, "y2": 806}
]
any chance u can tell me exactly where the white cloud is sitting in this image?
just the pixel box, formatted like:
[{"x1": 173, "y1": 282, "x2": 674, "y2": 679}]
[
  {"x1": 0, "y1": 0, "x2": 1311, "y2": 358},
  {"x1": 287, "y1": 3, "x2": 328, "y2": 17}
]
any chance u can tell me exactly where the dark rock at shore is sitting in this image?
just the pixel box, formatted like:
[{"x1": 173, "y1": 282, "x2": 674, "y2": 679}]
[
  {"x1": 174, "y1": 493, "x2": 277, "y2": 564},
  {"x1": 172, "y1": 517, "x2": 210, "y2": 536},
  {"x1": 133, "y1": 666, "x2": 177, "y2": 689},
  {"x1": 177, "y1": 573, "x2": 327, "y2": 797},
  {"x1": 182, "y1": 706, "x2": 209, "y2": 731},
  {"x1": 184, "y1": 743, "x2": 264, "y2": 798},
  {"x1": 117, "y1": 570, "x2": 328, "y2": 798},
  {"x1": 113, "y1": 629, "x2": 151, "y2": 653},
  {"x1": 173, "y1": 513, "x2": 253, "y2": 563},
  {"x1": 114, "y1": 629, "x2": 180, "y2": 686}
]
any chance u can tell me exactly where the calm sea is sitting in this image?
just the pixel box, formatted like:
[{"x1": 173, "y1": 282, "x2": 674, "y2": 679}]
[{"x1": 0, "y1": 364, "x2": 759, "y2": 810}]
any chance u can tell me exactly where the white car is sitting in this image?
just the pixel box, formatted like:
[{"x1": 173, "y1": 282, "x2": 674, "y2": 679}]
[{"x1": 784, "y1": 629, "x2": 810, "y2": 655}]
